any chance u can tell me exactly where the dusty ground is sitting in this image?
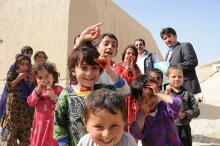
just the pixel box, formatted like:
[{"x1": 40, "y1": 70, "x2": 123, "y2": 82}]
[{"x1": 0, "y1": 102, "x2": 220, "y2": 146}]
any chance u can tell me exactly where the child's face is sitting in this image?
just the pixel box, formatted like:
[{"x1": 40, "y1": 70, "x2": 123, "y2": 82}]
[
  {"x1": 149, "y1": 72, "x2": 163, "y2": 87},
  {"x1": 137, "y1": 88, "x2": 159, "y2": 111},
  {"x1": 24, "y1": 51, "x2": 33, "y2": 58},
  {"x1": 124, "y1": 48, "x2": 136, "y2": 62},
  {"x1": 36, "y1": 67, "x2": 54, "y2": 87},
  {"x1": 35, "y1": 53, "x2": 47, "y2": 64},
  {"x1": 97, "y1": 36, "x2": 118, "y2": 60},
  {"x1": 85, "y1": 109, "x2": 125, "y2": 146},
  {"x1": 72, "y1": 61, "x2": 100, "y2": 88},
  {"x1": 18, "y1": 59, "x2": 30, "y2": 73},
  {"x1": 167, "y1": 69, "x2": 183, "y2": 89}
]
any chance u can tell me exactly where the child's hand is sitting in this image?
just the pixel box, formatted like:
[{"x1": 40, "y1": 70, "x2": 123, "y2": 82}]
[
  {"x1": 176, "y1": 112, "x2": 187, "y2": 122},
  {"x1": 78, "y1": 23, "x2": 103, "y2": 44},
  {"x1": 165, "y1": 84, "x2": 172, "y2": 95},
  {"x1": 146, "y1": 81, "x2": 160, "y2": 95},
  {"x1": 44, "y1": 86, "x2": 57, "y2": 99},
  {"x1": 18, "y1": 71, "x2": 28, "y2": 81},
  {"x1": 36, "y1": 80, "x2": 48, "y2": 93},
  {"x1": 95, "y1": 55, "x2": 110, "y2": 72},
  {"x1": 124, "y1": 56, "x2": 135, "y2": 71}
]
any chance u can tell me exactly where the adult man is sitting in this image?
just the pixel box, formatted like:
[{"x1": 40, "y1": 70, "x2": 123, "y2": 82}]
[
  {"x1": 160, "y1": 27, "x2": 201, "y2": 94},
  {"x1": 134, "y1": 39, "x2": 160, "y2": 74}
]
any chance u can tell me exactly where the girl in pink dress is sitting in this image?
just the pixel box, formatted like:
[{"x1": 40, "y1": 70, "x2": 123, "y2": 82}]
[{"x1": 27, "y1": 62, "x2": 63, "y2": 146}]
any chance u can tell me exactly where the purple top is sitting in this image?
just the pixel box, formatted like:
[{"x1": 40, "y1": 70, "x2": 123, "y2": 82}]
[{"x1": 130, "y1": 96, "x2": 183, "y2": 146}]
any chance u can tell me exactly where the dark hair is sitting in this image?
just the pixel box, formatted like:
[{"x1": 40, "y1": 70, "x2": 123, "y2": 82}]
[
  {"x1": 121, "y1": 44, "x2": 138, "y2": 62},
  {"x1": 167, "y1": 65, "x2": 183, "y2": 76},
  {"x1": 148, "y1": 68, "x2": 163, "y2": 81},
  {"x1": 14, "y1": 54, "x2": 32, "y2": 71},
  {"x1": 93, "y1": 33, "x2": 118, "y2": 48},
  {"x1": 21, "y1": 46, "x2": 33, "y2": 55},
  {"x1": 68, "y1": 42, "x2": 103, "y2": 74},
  {"x1": 160, "y1": 27, "x2": 176, "y2": 39},
  {"x1": 31, "y1": 62, "x2": 60, "y2": 85},
  {"x1": 33, "y1": 51, "x2": 48, "y2": 63},
  {"x1": 134, "y1": 38, "x2": 145, "y2": 46},
  {"x1": 84, "y1": 88, "x2": 127, "y2": 123},
  {"x1": 130, "y1": 74, "x2": 157, "y2": 100}
]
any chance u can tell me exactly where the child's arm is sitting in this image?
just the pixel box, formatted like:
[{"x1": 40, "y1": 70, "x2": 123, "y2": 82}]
[
  {"x1": 147, "y1": 82, "x2": 173, "y2": 104},
  {"x1": 74, "y1": 23, "x2": 103, "y2": 48},
  {"x1": 10, "y1": 72, "x2": 27, "y2": 88},
  {"x1": 96, "y1": 55, "x2": 130, "y2": 96},
  {"x1": 53, "y1": 90, "x2": 70, "y2": 145},
  {"x1": 181, "y1": 92, "x2": 200, "y2": 120}
]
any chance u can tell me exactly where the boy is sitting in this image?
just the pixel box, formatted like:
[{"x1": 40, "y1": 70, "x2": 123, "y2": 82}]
[
  {"x1": 78, "y1": 88, "x2": 137, "y2": 146},
  {"x1": 129, "y1": 74, "x2": 183, "y2": 146},
  {"x1": 147, "y1": 68, "x2": 163, "y2": 91},
  {"x1": 166, "y1": 65, "x2": 200, "y2": 146}
]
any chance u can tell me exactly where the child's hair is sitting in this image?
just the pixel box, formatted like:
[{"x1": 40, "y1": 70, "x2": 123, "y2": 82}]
[
  {"x1": 33, "y1": 51, "x2": 48, "y2": 63},
  {"x1": 21, "y1": 46, "x2": 33, "y2": 55},
  {"x1": 160, "y1": 27, "x2": 176, "y2": 39},
  {"x1": 167, "y1": 65, "x2": 183, "y2": 76},
  {"x1": 93, "y1": 33, "x2": 118, "y2": 49},
  {"x1": 84, "y1": 88, "x2": 127, "y2": 123},
  {"x1": 14, "y1": 54, "x2": 31, "y2": 70},
  {"x1": 134, "y1": 38, "x2": 145, "y2": 46},
  {"x1": 68, "y1": 43, "x2": 103, "y2": 74},
  {"x1": 130, "y1": 75, "x2": 157, "y2": 100},
  {"x1": 121, "y1": 44, "x2": 138, "y2": 61},
  {"x1": 31, "y1": 62, "x2": 60, "y2": 85},
  {"x1": 147, "y1": 68, "x2": 163, "y2": 81}
]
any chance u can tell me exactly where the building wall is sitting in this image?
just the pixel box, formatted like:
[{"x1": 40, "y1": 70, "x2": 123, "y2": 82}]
[{"x1": 0, "y1": 0, "x2": 162, "y2": 91}]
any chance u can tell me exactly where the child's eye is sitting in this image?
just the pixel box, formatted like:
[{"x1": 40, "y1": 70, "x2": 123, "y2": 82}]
[
  {"x1": 95, "y1": 125, "x2": 103, "y2": 130},
  {"x1": 92, "y1": 66, "x2": 100, "y2": 70},
  {"x1": 111, "y1": 124, "x2": 119, "y2": 128},
  {"x1": 81, "y1": 66, "x2": 87, "y2": 71}
]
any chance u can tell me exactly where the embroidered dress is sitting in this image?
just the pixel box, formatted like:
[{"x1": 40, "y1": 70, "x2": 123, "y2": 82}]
[
  {"x1": 130, "y1": 97, "x2": 183, "y2": 146},
  {"x1": 27, "y1": 85, "x2": 63, "y2": 146},
  {"x1": 54, "y1": 83, "x2": 122, "y2": 146}
]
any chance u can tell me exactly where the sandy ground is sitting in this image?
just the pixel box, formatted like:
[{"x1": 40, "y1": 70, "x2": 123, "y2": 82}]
[{"x1": 0, "y1": 101, "x2": 220, "y2": 146}]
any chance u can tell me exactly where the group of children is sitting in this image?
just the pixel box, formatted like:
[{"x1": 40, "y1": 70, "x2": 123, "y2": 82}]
[{"x1": 0, "y1": 23, "x2": 200, "y2": 146}]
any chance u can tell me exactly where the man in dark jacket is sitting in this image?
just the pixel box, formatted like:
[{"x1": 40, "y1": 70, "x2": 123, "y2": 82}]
[{"x1": 160, "y1": 27, "x2": 201, "y2": 94}]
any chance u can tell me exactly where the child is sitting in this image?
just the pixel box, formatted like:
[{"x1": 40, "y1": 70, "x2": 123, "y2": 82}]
[
  {"x1": 147, "y1": 68, "x2": 163, "y2": 91},
  {"x1": 166, "y1": 65, "x2": 200, "y2": 146},
  {"x1": 27, "y1": 62, "x2": 63, "y2": 146},
  {"x1": 53, "y1": 43, "x2": 129, "y2": 146},
  {"x1": 73, "y1": 23, "x2": 130, "y2": 95},
  {"x1": 2, "y1": 54, "x2": 35, "y2": 145},
  {"x1": 33, "y1": 51, "x2": 48, "y2": 64},
  {"x1": 114, "y1": 44, "x2": 141, "y2": 132},
  {"x1": 129, "y1": 74, "x2": 183, "y2": 146},
  {"x1": 77, "y1": 88, "x2": 137, "y2": 146}
]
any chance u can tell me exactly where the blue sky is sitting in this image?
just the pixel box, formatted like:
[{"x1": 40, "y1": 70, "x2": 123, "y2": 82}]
[{"x1": 112, "y1": 0, "x2": 220, "y2": 66}]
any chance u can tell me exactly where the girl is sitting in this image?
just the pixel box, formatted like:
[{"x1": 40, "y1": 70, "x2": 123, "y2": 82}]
[
  {"x1": 27, "y1": 62, "x2": 63, "y2": 146},
  {"x1": 129, "y1": 75, "x2": 183, "y2": 146},
  {"x1": 53, "y1": 43, "x2": 129, "y2": 146},
  {"x1": 2, "y1": 54, "x2": 35, "y2": 145},
  {"x1": 114, "y1": 44, "x2": 141, "y2": 132},
  {"x1": 33, "y1": 51, "x2": 48, "y2": 64}
]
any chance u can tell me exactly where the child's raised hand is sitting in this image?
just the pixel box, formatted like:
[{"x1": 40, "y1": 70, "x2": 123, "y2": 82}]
[
  {"x1": 146, "y1": 81, "x2": 160, "y2": 95},
  {"x1": 18, "y1": 71, "x2": 28, "y2": 81},
  {"x1": 44, "y1": 86, "x2": 57, "y2": 99},
  {"x1": 165, "y1": 84, "x2": 172, "y2": 95},
  {"x1": 37, "y1": 80, "x2": 48, "y2": 92},
  {"x1": 95, "y1": 55, "x2": 110, "y2": 72},
  {"x1": 80, "y1": 23, "x2": 103, "y2": 42}
]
